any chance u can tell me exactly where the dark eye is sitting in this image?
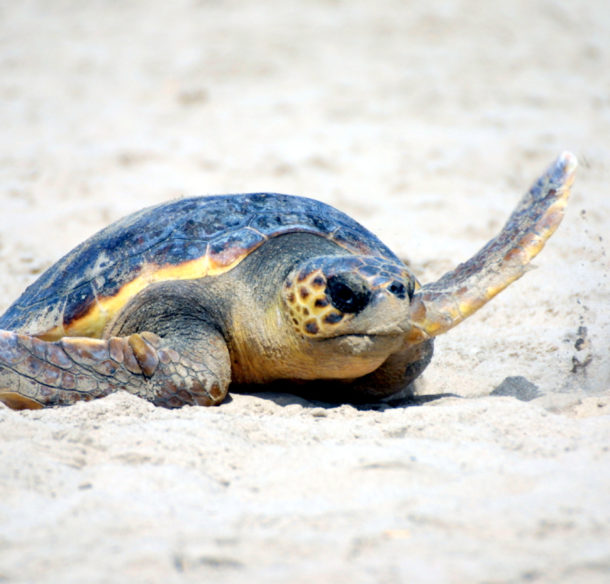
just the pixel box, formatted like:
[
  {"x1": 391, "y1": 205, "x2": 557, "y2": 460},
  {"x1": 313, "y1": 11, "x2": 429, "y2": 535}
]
[
  {"x1": 326, "y1": 274, "x2": 371, "y2": 314},
  {"x1": 388, "y1": 281, "x2": 406, "y2": 299},
  {"x1": 388, "y1": 280, "x2": 415, "y2": 301}
]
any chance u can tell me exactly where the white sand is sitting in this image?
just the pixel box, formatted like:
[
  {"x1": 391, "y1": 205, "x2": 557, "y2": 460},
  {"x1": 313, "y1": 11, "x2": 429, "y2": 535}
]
[{"x1": 1, "y1": 1, "x2": 609, "y2": 582}]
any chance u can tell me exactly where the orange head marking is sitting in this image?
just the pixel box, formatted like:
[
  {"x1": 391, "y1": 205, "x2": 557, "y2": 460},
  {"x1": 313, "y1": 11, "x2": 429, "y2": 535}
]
[{"x1": 282, "y1": 256, "x2": 416, "y2": 338}]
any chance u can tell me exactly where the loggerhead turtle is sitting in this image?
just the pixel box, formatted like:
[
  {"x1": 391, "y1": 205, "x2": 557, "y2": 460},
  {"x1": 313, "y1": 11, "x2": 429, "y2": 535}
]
[{"x1": 0, "y1": 152, "x2": 577, "y2": 409}]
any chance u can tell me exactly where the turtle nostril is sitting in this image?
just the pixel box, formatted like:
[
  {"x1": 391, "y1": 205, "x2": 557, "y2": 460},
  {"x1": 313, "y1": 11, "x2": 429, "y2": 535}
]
[
  {"x1": 388, "y1": 281, "x2": 406, "y2": 299},
  {"x1": 407, "y1": 280, "x2": 415, "y2": 301}
]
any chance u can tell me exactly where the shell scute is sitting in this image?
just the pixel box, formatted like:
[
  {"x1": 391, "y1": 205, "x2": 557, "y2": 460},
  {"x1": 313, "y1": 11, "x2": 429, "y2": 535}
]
[
  {"x1": 62, "y1": 285, "x2": 96, "y2": 326},
  {"x1": 248, "y1": 211, "x2": 305, "y2": 234},
  {"x1": 330, "y1": 227, "x2": 374, "y2": 254},
  {"x1": 208, "y1": 228, "x2": 266, "y2": 267},
  {"x1": 198, "y1": 209, "x2": 247, "y2": 236}
]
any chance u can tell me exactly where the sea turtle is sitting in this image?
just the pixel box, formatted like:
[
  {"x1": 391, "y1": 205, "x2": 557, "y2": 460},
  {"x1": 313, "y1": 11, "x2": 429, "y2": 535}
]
[{"x1": 0, "y1": 152, "x2": 577, "y2": 410}]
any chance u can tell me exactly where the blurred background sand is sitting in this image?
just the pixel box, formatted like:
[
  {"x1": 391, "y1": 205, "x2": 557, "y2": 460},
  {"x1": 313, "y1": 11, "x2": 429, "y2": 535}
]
[{"x1": 1, "y1": 1, "x2": 609, "y2": 582}]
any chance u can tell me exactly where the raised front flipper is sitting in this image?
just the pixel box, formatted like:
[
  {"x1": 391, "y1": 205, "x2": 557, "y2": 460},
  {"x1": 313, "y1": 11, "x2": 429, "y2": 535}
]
[
  {"x1": 408, "y1": 152, "x2": 577, "y2": 340},
  {"x1": 0, "y1": 329, "x2": 230, "y2": 409}
]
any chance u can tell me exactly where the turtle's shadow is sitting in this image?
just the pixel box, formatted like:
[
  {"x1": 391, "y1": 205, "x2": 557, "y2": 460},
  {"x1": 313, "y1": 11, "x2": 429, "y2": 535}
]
[{"x1": 230, "y1": 384, "x2": 460, "y2": 411}]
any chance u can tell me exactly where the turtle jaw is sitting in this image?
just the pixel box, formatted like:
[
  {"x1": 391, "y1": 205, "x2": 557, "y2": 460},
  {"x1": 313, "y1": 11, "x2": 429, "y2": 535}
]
[
  {"x1": 309, "y1": 291, "x2": 414, "y2": 375},
  {"x1": 403, "y1": 291, "x2": 450, "y2": 342},
  {"x1": 329, "y1": 331, "x2": 406, "y2": 357},
  {"x1": 309, "y1": 330, "x2": 406, "y2": 380},
  {"x1": 275, "y1": 288, "x2": 413, "y2": 382}
]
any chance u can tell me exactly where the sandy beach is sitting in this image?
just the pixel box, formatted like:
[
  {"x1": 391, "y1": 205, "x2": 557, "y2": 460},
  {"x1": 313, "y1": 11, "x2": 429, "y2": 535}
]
[{"x1": 1, "y1": 1, "x2": 609, "y2": 582}]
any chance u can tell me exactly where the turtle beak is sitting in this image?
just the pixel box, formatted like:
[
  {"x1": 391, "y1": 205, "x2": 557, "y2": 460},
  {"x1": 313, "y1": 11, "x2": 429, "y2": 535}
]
[
  {"x1": 400, "y1": 288, "x2": 455, "y2": 344},
  {"x1": 357, "y1": 289, "x2": 414, "y2": 337},
  {"x1": 402, "y1": 292, "x2": 439, "y2": 343}
]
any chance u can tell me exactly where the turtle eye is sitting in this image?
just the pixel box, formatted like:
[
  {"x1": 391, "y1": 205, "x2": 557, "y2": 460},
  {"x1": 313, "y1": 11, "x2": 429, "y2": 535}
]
[
  {"x1": 326, "y1": 274, "x2": 371, "y2": 314},
  {"x1": 388, "y1": 279, "x2": 416, "y2": 301},
  {"x1": 388, "y1": 281, "x2": 406, "y2": 299}
]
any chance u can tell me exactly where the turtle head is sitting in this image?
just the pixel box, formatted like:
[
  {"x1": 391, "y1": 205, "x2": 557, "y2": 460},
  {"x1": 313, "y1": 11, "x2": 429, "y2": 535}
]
[{"x1": 281, "y1": 255, "x2": 419, "y2": 340}]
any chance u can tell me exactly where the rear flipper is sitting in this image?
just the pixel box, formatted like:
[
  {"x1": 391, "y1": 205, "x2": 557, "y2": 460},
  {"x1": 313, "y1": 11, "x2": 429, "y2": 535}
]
[
  {"x1": 0, "y1": 328, "x2": 230, "y2": 409},
  {"x1": 409, "y1": 151, "x2": 577, "y2": 339}
]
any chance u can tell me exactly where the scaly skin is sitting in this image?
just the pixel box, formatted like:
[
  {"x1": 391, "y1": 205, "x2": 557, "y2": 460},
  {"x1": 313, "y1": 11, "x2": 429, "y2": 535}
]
[{"x1": 0, "y1": 330, "x2": 228, "y2": 409}]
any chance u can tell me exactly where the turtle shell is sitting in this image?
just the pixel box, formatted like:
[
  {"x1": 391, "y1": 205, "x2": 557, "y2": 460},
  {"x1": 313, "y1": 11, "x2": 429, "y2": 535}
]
[{"x1": 0, "y1": 193, "x2": 401, "y2": 340}]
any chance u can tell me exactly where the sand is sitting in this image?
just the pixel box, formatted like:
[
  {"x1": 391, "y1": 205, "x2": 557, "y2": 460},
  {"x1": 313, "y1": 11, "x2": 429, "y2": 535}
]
[{"x1": 0, "y1": 1, "x2": 609, "y2": 582}]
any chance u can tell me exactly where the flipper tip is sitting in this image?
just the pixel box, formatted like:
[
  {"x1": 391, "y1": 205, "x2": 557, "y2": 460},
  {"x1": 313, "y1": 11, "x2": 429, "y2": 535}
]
[{"x1": 558, "y1": 151, "x2": 578, "y2": 177}]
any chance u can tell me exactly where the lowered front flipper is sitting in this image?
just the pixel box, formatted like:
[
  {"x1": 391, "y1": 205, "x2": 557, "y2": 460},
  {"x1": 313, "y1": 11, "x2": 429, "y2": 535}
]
[{"x1": 0, "y1": 327, "x2": 230, "y2": 409}]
